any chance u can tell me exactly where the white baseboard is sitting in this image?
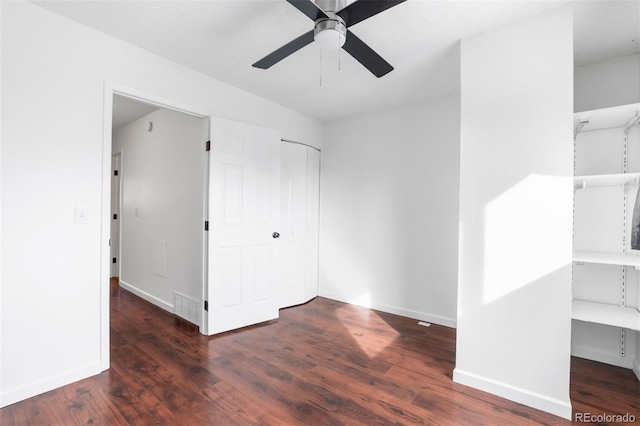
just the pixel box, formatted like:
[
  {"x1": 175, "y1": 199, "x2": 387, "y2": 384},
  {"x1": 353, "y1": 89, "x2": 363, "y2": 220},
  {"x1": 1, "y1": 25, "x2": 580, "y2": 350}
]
[
  {"x1": 634, "y1": 357, "x2": 640, "y2": 381},
  {"x1": 318, "y1": 290, "x2": 456, "y2": 328},
  {"x1": 119, "y1": 280, "x2": 173, "y2": 313},
  {"x1": 571, "y1": 346, "x2": 634, "y2": 369},
  {"x1": 452, "y1": 368, "x2": 572, "y2": 420},
  {"x1": 1, "y1": 362, "x2": 105, "y2": 408}
]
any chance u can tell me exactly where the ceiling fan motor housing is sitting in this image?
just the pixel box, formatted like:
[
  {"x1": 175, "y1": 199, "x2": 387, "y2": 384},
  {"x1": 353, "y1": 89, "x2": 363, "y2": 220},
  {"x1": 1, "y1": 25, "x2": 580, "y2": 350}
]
[
  {"x1": 315, "y1": 0, "x2": 346, "y2": 13},
  {"x1": 314, "y1": 14, "x2": 347, "y2": 49}
]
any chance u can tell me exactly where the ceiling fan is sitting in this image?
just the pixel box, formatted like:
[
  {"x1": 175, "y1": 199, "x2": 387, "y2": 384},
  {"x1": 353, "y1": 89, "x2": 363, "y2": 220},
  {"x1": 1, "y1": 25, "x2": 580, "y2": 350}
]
[{"x1": 252, "y1": 0, "x2": 407, "y2": 78}]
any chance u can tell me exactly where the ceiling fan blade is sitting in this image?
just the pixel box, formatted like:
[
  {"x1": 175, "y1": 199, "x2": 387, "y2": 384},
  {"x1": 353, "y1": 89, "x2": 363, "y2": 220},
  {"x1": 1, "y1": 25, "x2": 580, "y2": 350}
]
[
  {"x1": 338, "y1": 0, "x2": 407, "y2": 27},
  {"x1": 286, "y1": 0, "x2": 328, "y2": 21},
  {"x1": 252, "y1": 30, "x2": 315, "y2": 69},
  {"x1": 342, "y1": 30, "x2": 393, "y2": 78}
]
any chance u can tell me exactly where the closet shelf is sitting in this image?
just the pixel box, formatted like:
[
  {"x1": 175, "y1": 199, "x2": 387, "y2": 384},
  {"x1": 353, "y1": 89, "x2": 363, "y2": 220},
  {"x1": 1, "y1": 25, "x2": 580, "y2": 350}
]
[
  {"x1": 573, "y1": 251, "x2": 640, "y2": 268},
  {"x1": 574, "y1": 173, "x2": 640, "y2": 190},
  {"x1": 572, "y1": 300, "x2": 640, "y2": 331},
  {"x1": 574, "y1": 103, "x2": 640, "y2": 133}
]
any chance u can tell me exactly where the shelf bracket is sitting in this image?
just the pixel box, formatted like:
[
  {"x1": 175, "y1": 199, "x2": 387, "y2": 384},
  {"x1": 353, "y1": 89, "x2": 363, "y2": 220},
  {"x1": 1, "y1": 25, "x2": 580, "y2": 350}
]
[
  {"x1": 624, "y1": 112, "x2": 640, "y2": 132},
  {"x1": 574, "y1": 118, "x2": 590, "y2": 139},
  {"x1": 622, "y1": 177, "x2": 640, "y2": 191}
]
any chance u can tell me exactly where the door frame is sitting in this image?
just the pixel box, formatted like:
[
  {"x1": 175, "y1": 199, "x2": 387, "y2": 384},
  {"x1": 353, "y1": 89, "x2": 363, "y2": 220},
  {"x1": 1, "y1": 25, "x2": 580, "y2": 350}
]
[
  {"x1": 110, "y1": 149, "x2": 123, "y2": 279},
  {"x1": 101, "y1": 81, "x2": 211, "y2": 370}
]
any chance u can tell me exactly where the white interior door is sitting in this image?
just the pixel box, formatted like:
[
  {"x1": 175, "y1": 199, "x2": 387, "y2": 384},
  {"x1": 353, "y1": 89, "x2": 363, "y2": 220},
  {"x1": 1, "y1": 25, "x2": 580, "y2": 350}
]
[
  {"x1": 206, "y1": 117, "x2": 281, "y2": 335},
  {"x1": 279, "y1": 142, "x2": 321, "y2": 308},
  {"x1": 305, "y1": 147, "x2": 320, "y2": 300},
  {"x1": 280, "y1": 142, "x2": 308, "y2": 308}
]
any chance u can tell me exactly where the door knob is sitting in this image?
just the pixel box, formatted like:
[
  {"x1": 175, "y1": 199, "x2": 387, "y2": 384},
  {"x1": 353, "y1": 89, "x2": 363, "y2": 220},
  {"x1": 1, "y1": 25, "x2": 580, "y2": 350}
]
[{"x1": 272, "y1": 232, "x2": 280, "y2": 239}]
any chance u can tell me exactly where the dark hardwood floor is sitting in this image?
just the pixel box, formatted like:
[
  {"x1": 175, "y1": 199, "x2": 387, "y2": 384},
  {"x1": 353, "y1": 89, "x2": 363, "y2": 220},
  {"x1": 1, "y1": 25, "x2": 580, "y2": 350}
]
[{"x1": 1, "y1": 279, "x2": 639, "y2": 425}]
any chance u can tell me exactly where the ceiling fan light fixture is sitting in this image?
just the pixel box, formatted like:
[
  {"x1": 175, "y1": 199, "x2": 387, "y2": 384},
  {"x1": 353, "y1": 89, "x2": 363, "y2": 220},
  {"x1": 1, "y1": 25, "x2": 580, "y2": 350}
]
[
  {"x1": 253, "y1": 0, "x2": 406, "y2": 77},
  {"x1": 314, "y1": 18, "x2": 346, "y2": 50}
]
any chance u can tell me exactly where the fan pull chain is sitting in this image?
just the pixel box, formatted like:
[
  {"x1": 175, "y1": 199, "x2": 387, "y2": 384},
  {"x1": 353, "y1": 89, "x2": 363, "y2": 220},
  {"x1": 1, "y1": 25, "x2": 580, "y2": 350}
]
[
  {"x1": 320, "y1": 49, "x2": 323, "y2": 87},
  {"x1": 338, "y1": 32, "x2": 341, "y2": 71}
]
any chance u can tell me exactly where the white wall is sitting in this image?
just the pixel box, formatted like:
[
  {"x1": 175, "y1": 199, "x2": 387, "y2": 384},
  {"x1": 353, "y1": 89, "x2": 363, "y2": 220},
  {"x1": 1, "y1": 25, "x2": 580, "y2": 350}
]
[
  {"x1": 0, "y1": 1, "x2": 323, "y2": 407},
  {"x1": 319, "y1": 98, "x2": 460, "y2": 327},
  {"x1": 575, "y1": 54, "x2": 640, "y2": 112},
  {"x1": 454, "y1": 6, "x2": 574, "y2": 419},
  {"x1": 113, "y1": 108, "x2": 204, "y2": 317}
]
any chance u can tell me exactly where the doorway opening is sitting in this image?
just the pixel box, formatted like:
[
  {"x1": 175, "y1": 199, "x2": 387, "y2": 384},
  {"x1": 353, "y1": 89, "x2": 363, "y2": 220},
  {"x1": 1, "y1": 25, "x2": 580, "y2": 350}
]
[{"x1": 108, "y1": 92, "x2": 208, "y2": 339}]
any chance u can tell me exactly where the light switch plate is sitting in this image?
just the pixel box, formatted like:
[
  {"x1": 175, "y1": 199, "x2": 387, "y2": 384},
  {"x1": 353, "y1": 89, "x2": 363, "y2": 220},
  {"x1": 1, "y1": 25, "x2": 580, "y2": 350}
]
[{"x1": 74, "y1": 206, "x2": 89, "y2": 225}]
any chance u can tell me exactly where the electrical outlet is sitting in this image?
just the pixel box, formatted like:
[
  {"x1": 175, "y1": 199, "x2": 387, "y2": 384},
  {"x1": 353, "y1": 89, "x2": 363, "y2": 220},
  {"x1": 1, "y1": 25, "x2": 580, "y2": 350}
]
[{"x1": 74, "y1": 206, "x2": 89, "y2": 225}]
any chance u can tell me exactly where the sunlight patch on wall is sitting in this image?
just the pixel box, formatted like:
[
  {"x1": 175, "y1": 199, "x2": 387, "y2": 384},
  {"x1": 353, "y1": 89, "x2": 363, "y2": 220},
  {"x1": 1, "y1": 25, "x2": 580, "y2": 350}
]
[
  {"x1": 353, "y1": 291, "x2": 371, "y2": 308},
  {"x1": 483, "y1": 174, "x2": 572, "y2": 304}
]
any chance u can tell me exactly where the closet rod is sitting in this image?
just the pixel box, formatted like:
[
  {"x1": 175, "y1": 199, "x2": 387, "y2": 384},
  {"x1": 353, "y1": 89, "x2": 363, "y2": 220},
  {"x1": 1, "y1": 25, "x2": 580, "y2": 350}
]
[{"x1": 281, "y1": 138, "x2": 321, "y2": 152}]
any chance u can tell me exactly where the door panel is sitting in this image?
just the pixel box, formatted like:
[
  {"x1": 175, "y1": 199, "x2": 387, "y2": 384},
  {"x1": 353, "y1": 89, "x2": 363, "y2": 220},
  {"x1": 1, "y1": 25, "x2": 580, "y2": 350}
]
[
  {"x1": 221, "y1": 247, "x2": 242, "y2": 308},
  {"x1": 253, "y1": 244, "x2": 272, "y2": 301},
  {"x1": 254, "y1": 168, "x2": 273, "y2": 224},
  {"x1": 206, "y1": 117, "x2": 280, "y2": 335},
  {"x1": 222, "y1": 165, "x2": 243, "y2": 224}
]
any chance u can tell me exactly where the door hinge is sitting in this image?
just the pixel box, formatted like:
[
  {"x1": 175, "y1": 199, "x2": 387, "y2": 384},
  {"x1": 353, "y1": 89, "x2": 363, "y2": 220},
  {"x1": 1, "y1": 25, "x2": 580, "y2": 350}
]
[
  {"x1": 204, "y1": 221, "x2": 209, "y2": 231},
  {"x1": 113, "y1": 213, "x2": 117, "y2": 220},
  {"x1": 205, "y1": 141, "x2": 211, "y2": 152},
  {"x1": 204, "y1": 300, "x2": 209, "y2": 311},
  {"x1": 112, "y1": 257, "x2": 117, "y2": 264},
  {"x1": 114, "y1": 170, "x2": 119, "y2": 176}
]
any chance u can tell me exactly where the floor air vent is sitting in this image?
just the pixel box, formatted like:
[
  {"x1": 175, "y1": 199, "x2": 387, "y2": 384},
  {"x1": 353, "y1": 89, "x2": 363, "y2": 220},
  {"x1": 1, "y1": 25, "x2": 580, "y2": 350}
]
[{"x1": 174, "y1": 292, "x2": 199, "y2": 326}]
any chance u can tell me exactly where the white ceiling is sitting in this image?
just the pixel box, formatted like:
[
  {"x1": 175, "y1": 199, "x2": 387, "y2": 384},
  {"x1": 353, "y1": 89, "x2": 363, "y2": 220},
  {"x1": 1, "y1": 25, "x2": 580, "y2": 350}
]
[{"x1": 33, "y1": 0, "x2": 640, "y2": 122}]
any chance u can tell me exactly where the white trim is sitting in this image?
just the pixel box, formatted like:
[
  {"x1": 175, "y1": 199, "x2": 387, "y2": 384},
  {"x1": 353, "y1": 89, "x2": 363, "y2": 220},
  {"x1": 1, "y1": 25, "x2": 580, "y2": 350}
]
[
  {"x1": 633, "y1": 357, "x2": 640, "y2": 381},
  {"x1": 0, "y1": 0, "x2": 3, "y2": 406},
  {"x1": 119, "y1": 280, "x2": 174, "y2": 313},
  {"x1": 108, "y1": 82, "x2": 208, "y2": 119},
  {"x1": 318, "y1": 290, "x2": 457, "y2": 328},
  {"x1": 202, "y1": 118, "x2": 211, "y2": 335},
  {"x1": 452, "y1": 368, "x2": 572, "y2": 420},
  {"x1": 115, "y1": 148, "x2": 124, "y2": 279},
  {"x1": 571, "y1": 346, "x2": 634, "y2": 369},
  {"x1": 100, "y1": 82, "x2": 113, "y2": 374},
  {"x1": 1, "y1": 362, "x2": 104, "y2": 408}
]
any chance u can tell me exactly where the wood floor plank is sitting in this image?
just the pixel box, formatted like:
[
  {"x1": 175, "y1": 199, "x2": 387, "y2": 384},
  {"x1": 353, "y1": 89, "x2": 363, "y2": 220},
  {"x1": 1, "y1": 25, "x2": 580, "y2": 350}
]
[
  {"x1": 100, "y1": 364, "x2": 180, "y2": 424},
  {"x1": 302, "y1": 363, "x2": 431, "y2": 425},
  {"x1": 1, "y1": 279, "x2": 639, "y2": 425},
  {"x1": 208, "y1": 354, "x2": 338, "y2": 425},
  {"x1": 200, "y1": 381, "x2": 284, "y2": 426}
]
